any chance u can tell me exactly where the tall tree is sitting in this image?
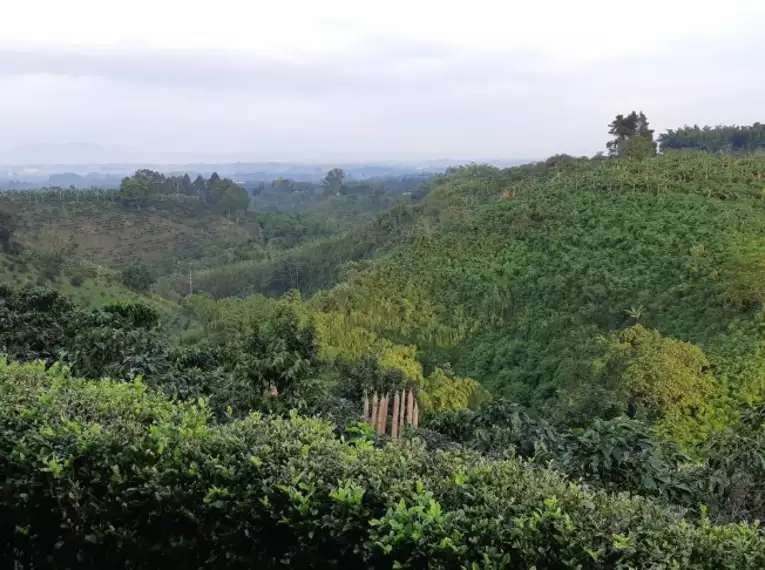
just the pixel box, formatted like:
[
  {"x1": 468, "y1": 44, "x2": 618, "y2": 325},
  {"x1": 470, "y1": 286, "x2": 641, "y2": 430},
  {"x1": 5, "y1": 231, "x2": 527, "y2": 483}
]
[
  {"x1": 192, "y1": 175, "x2": 207, "y2": 198},
  {"x1": 204, "y1": 172, "x2": 223, "y2": 203},
  {"x1": 607, "y1": 111, "x2": 656, "y2": 158},
  {"x1": 219, "y1": 183, "x2": 251, "y2": 219},
  {"x1": 322, "y1": 168, "x2": 345, "y2": 194},
  {"x1": 132, "y1": 169, "x2": 167, "y2": 195},
  {"x1": 118, "y1": 176, "x2": 150, "y2": 207},
  {"x1": 180, "y1": 173, "x2": 193, "y2": 195}
]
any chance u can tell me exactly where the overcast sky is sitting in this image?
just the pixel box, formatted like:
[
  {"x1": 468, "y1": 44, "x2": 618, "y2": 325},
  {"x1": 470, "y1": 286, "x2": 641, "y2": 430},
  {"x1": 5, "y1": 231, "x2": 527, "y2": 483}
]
[{"x1": 1, "y1": 0, "x2": 764, "y2": 163}]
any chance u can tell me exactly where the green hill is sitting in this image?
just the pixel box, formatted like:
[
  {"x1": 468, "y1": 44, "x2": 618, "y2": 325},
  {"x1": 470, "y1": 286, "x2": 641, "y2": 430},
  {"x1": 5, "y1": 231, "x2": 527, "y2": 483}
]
[
  {"x1": 303, "y1": 153, "x2": 765, "y2": 431},
  {"x1": 8, "y1": 191, "x2": 253, "y2": 270}
]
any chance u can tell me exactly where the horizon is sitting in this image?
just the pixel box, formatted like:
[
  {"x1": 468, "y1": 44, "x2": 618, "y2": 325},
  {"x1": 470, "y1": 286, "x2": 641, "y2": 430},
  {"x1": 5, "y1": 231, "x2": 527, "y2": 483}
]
[
  {"x1": 0, "y1": 142, "x2": 535, "y2": 172},
  {"x1": 0, "y1": 141, "x2": 537, "y2": 168}
]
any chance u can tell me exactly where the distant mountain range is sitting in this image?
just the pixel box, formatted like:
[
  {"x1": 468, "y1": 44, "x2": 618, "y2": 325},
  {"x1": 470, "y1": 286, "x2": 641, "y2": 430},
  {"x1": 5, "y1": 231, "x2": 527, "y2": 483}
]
[{"x1": 0, "y1": 142, "x2": 532, "y2": 189}]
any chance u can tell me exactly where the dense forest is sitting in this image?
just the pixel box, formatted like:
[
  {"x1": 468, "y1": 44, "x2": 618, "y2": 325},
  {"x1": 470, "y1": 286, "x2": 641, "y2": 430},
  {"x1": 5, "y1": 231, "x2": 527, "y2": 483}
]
[
  {"x1": 4, "y1": 114, "x2": 765, "y2": 567},
  {"x1": 659, "y1": 122, "x2": 765, "y2": 153}
]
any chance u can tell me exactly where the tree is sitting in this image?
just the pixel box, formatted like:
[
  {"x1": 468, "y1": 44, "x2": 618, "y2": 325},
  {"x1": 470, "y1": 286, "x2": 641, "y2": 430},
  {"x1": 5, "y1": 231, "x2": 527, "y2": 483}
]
[
  {"x1": 0, "y1": 201, "x2": 17, "y2": 252},
  {"x1": 597, "y1": 325, "x2": 720, "y2": 445},
  {"x1": 180, "y1": 173, "x2": 193, "y2": 195},
  {"x1": 607, "y1": 111, "x2": 656, "y2": 158},
  {"x1": 204, "y1": 172, "x2": 224, "y2": 203},
  {"x1": 132, "y1": 169, "x2": 167, "y2": 195},
  {"x1": 0, "y1": 285, "x2": 76, "y2": 364},
  {"x1": 219, "y1": 183, "x2": 251, "y2": 219},
  {"x1": 118, "y1": 176, "x2": 150, "y2": 205},
  {"x1": 209, "y1": 306, "x2": 321, "y2": 415},
  {"x1": 272, "y1": 177, "x2": 296, "y2": 191},
  {"x1": 121, "y1": 262, "x2": 155, "y2": 292},
  {"x1": 192, "y1": 175, "x2": 207, "y2": 198},
  {"x1": 322, "y1": 168, "x2": 345, "y2": 194}
]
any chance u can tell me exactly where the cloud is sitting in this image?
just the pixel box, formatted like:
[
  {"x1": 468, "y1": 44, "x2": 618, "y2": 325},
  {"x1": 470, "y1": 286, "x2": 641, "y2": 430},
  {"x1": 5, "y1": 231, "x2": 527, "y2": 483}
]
[
  {"x1": 0, "y1": 39, "x2": 553, "y2": 97},
  {"x1": 0, "y1": 28, "x2": 763, "y2": 162}
]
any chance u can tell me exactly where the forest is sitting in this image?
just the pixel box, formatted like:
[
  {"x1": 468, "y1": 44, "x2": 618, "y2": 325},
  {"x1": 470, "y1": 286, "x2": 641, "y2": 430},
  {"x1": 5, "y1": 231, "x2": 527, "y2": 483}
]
[
  {"x1": 659, "y1": 123, "x2": 765, "y2": 153},
  {"x1": 3, "y1": 115, "x2": 765, "y2": 567}
]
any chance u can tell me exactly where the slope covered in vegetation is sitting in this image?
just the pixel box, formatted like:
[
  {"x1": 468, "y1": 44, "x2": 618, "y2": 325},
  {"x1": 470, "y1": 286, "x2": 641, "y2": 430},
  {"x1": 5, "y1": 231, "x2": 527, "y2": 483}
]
[
  {"x1": 305, "y1": 153, "x2": 765, "y2": 438},
  {"x1": 7, "y1": 191, "x2": 259, "y2": 270}
]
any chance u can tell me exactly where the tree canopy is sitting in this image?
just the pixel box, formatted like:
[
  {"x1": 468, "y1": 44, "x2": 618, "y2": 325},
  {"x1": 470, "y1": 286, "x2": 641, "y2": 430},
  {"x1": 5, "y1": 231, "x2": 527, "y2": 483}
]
[
  {"x1": 659, "y1": 123, "x2": 765, "y2": 153},
  {"x1": 606, "y1": 111, "x2": 657, "y2": 158}
]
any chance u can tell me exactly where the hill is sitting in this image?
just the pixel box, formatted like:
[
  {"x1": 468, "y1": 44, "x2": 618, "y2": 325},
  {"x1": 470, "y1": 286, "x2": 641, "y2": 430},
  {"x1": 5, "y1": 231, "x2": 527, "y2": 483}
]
[
  {"x1": 6, "y1": 191, "x2": 253, "y2": 270},
  {"x1": 281, "y1": 153, "x2": 765, "y2": 435}
]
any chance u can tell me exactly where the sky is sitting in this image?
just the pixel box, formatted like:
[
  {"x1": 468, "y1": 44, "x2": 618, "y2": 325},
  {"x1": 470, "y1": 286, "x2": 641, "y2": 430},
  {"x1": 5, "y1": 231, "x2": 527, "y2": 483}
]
[{"x1": 1, "y1": 0, "x2": 764, "y2": 163}]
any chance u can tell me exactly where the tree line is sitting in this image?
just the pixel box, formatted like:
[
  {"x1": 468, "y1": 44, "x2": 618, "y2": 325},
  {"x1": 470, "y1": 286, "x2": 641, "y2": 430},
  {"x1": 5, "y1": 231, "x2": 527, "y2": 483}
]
[
  {"x1": 606, "y1": 112, "x2": 765, "y2": 156},
  {"x1": 118, "y1": 169, "x2": 251, "y2": 216},
  {"x1": 659, "y1": 123, "x2": 765, "y2": 153}
]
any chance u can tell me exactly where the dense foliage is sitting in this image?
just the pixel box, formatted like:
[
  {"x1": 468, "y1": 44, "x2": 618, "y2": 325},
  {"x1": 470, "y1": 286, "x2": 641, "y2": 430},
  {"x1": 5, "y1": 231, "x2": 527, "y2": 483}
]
[
  {"x1": 423, "y1": 400, "x2": 691, "y2": 501},
  {"x1": 0, "y1": 285, "x2": 329, "y2": 417},
  {"x1": 118, "y1": 169, "x2": 251, "y2": 216},
  {"x1": 308, "y1": 153, "x2": 765, "y2": 438},
  {"x1": 606, "y1": 111, "x2": 657, "y2": 159},
  {"x1": 2, "y1": 361, "x2": 765, "y2": 569},
  {"x1": 121, "y1": 262, "x2": 155, "y2": 292},
  {"x1": 659, "y1": 123, "x2": 765, "y2": 153}
]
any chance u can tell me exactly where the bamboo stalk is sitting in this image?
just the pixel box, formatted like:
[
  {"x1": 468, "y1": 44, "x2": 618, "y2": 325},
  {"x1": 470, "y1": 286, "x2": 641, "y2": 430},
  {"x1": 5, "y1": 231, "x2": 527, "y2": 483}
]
[
  {"x1": 370, "y1": 393, "x2": 379, "y2": 430},
  {"x1": 406, "y1": 391, "x2": 414, "y2": 427},
  {"x1": 375, "y1": 395, "x2": 383, "y2": 435},
  {"x1": 391, "y1": 392, "x2": 401, "y2": 440},
  {"x1": 379, "y1": 394, "x2": 388, "y2": 435},
  {"x1": 399, "y1": 390, "x2": 406, "y2": 432},
  {"x1": 363, "y1": 395, "x2": 369, "y2": 422},
  {"x1": 413, "y1": 402, "x2": 419, "y2": 429}
]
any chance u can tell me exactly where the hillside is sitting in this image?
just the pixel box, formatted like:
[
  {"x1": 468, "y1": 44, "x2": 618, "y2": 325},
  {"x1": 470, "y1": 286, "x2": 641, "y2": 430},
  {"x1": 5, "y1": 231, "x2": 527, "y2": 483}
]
[
  {"x1": 291, "y1": 153, "x2": 765, "y2": 432},
  {"x1": 8, "y1": 191, "x2": 253, "y2": 270}
]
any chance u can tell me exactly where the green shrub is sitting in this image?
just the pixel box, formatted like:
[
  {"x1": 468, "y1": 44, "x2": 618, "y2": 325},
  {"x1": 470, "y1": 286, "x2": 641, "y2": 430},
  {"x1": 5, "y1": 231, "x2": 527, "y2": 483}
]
[
  {"x1": 424, "y1": 401, "x2": 692, "y2": 503},
  {"x1": 1, "y1": 360, "x2": 764, "y2": 569},
  {"x1": 685, "y1": 404, "x2": 765, "y2": 523},
  {"x1": 0, "y1": 285, "x2": 76, "y2": 364},
  {"x1": 121, "y1": 262, "x2": 155, "y2": 292}
]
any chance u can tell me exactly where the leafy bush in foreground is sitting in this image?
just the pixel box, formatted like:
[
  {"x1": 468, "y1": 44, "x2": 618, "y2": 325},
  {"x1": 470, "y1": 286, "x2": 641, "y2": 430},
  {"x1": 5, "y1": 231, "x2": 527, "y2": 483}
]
[
  {"x1": 1, "y1": 360, "x2": 764, "y2": 569},
  {"x1": 424, "y1": 400, "x2": 691, "y2": 503}
]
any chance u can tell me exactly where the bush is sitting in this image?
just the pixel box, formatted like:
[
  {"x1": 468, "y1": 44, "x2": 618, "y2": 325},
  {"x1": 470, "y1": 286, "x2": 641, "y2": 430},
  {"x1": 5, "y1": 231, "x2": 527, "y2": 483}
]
[
  {"x1": 424, "y1": 400, "x2": 691, "y2": 502},
  {"x1": 121, "y1": 262, "x2": 155, "y2": 292},
  {"x1": 0, "y1": 285, "x2": 76, "y2": 364},
  {"x1": 1, "y1": 360, "x2": 765, "y2": 569},
  {"x1": 686, "y1": 404, "x2": 765, "y2": 523}
]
